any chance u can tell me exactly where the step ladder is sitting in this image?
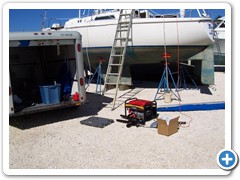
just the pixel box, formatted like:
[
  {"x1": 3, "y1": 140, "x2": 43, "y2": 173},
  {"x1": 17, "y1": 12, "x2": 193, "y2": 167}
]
[{"x1": 102, "y1": 9, "x2": 134, "y2": 110}]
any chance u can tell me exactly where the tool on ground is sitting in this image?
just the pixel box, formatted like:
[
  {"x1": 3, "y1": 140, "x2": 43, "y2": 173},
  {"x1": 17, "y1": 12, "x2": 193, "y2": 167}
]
[
  {"x1": 116, "y1": 116, "x2": 146, "y2": 128},
  {"x1": 116, "y1": 98, "x2": 158, "y2": 128}
]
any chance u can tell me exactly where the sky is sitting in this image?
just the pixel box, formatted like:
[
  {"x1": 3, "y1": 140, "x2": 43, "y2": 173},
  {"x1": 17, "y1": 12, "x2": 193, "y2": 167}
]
[{"x1": 9, "y1": 9, "x2": 225, "y2": 32}]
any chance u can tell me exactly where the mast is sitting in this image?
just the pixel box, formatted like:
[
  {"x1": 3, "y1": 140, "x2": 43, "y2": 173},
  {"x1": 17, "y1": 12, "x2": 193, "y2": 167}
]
[
  {"x1": 41, "y1": 10, "x2": 47, "y2": 30},
  {"x1": 180, "y1": 9, "x2": 185, "y2": 18}
]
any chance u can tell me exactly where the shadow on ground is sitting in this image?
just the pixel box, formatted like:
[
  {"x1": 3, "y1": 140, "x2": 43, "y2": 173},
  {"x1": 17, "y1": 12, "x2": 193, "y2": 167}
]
[
  {"x1": 199, "y1": 85, "x2": 212, "y2": 95},
  {"x1": 9, "y1": 92, "x2": 112, "y2": 130},
  {"x1": 214, "y1": 66, "x2": 225, "y2": 72}
]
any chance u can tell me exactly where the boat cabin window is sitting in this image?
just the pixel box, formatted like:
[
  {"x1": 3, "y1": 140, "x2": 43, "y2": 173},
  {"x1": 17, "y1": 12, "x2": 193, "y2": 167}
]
[
  {"x1": 135, "y1": 10, "x2": 139, "y2": 18},
  {"x1": 154, "y1": 14, "x2": 178, "y2": 18},
  {"x1": 94, "y1": 15, "x2": 115, "y2": 20},
  {"x1": 219, "y1": 22, "x2": 225, "y2": 28},
  {"x1": 140, "y1": 12, "x2": 146, "y2": 18}
]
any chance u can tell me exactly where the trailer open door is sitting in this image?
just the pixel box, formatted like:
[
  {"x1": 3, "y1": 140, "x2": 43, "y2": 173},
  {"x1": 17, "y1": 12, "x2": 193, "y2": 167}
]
[{"x1": 9, "y1": 31, "x2": 86, "y2": 117}]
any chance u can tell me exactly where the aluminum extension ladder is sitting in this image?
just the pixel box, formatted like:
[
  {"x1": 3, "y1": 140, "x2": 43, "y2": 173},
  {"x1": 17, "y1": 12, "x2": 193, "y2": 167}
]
[{"x1": 102, "y1": 9, "x2": 134, "y2": 110}]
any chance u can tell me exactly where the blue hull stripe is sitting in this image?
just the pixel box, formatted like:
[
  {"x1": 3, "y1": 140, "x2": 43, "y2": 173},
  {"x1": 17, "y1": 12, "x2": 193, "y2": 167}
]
[{"x1": 19, "y1": 40, "x2": 30, "y2": 47}]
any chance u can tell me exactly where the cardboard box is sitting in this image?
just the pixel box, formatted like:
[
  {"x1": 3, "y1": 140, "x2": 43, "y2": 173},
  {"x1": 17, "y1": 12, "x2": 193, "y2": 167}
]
[{"x1": 157, "y1": 116, "x2": 179, "y2": 136}]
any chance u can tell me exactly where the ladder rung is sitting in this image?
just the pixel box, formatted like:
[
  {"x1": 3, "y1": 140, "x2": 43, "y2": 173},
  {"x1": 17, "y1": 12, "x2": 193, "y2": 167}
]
[
  {"x1": 109, "y1": 63, "x2": 122, "y2": 66},
  {"x1": 120, "y1": 13, "x2": 132, "y2": 17},
  {"x1": 114, "y1": 102, "x2": 125, "y2": 105},
  {"x1": 119, "y1": 25, "x2": 130, "y2": 28},
  {"x1": 107, "y1": 73, "x2": 119, "y2": 76},
  {"x1": 124, "y1": 93, "x2": 135, "y2": 95},
  {"x1": 119, "y1": 21, "x2": 130, "y2": 24},
  {"x1": 111, "y1": 54, "x2": 124, "y2": 57},
  {"x1": 113, "y1": 45, "x2": 124, "y2": 48},
  {"x1": 115, "y1": 37, "x2": 128, "y2": 40},
  {"x1": 115, "y1": 38, "x2": 132, "y2": 41},
  {"x1": 104, "y1": 92, "x2": 117, "y2": 96},
  {"x1": 120, "y1": 96, "x2": 135, "y2": 99},
  {"x1": 102, "y1": 102, "x2": 111, "y2": 105},
  {"x1": 115, "y1": 38, "x2": 132, "y2": 42},
  {"x1": 116, "y1": 29, "x2": 128, "y2": 32},
  {"x1": 105, "y1": 82, "x2": 118, "y2": 85}
]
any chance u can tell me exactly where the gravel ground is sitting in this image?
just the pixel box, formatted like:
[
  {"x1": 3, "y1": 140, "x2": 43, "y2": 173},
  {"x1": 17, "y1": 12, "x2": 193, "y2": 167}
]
[{"x1": 9, "y1": 71, "x2": 225, "y2": 171}]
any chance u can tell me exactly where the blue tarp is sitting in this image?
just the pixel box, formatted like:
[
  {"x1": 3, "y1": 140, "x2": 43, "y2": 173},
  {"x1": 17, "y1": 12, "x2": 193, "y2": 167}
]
[{"x1": 157, "y1": 102, "x2": 225, "y2": 112}]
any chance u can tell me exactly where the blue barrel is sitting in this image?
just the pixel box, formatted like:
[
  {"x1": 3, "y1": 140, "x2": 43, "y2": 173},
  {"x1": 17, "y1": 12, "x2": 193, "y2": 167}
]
[{"x1": 39, "y1": 84, "x2": 61, "y2": 104}]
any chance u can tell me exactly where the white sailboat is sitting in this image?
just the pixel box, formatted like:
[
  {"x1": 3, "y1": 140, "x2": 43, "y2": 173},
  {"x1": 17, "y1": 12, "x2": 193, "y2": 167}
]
[{"x1": 43, "y1": 9, "x2": 215, "y2": 85}]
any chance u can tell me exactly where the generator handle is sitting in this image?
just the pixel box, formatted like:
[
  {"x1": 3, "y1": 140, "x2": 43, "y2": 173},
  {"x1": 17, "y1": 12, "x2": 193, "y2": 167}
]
[
  {"x1": 125, "y1": 97, "x2": 137, "y2": 104},
  {"x1": 152, "y1": 100, "x2": 157, "y2": 106}
]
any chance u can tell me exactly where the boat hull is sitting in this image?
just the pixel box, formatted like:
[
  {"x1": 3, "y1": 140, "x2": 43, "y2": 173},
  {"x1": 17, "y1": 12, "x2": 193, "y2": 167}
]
[
  {"x1": 83, "y1": 45, "x2": 207, "y2": 84},
  {"x1": 64, "y1": 18, "x2": 214, "y2": 47},
  {"x1": 48, "y1": 16, "x2": 214, "y2": 85}
]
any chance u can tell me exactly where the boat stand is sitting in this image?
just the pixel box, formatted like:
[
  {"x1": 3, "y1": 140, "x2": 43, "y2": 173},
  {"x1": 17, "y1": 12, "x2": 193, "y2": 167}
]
[
  {"x1": 86, "y1": 58, "x2": 104, "y2": 94},
  {"x1": 154, "y1": 61, "x2": 181, "y2": 101},
  {"x1": 154, "y1": 64, "x2": 181, "y2": 101},
  {"x1": 179, "y1": 64, "x2": 199, "y2": 90}
]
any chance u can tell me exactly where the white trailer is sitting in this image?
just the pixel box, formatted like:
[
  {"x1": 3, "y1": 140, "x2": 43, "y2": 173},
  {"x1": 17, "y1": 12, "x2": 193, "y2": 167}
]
[{"x1": 9, "y1": 31, "x2": 86, "y2": 117}]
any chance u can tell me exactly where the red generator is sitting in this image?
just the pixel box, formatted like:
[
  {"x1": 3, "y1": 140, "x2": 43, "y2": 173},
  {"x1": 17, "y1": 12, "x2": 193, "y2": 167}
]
[{"x1": 122, "y1": 98, "x2": 157, "y2": 121}]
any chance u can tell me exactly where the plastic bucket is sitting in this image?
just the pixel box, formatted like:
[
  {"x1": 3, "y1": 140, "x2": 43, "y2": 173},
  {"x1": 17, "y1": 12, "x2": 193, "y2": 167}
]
[
  {"x1": 39, "y1": 84, "x2": 61, "y2": 104},
  {"x1": 164, "y1": 92, "x2": 172, "y2": 103}
]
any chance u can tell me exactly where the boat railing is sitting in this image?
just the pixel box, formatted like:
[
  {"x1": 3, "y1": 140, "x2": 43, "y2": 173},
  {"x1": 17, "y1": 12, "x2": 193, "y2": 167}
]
[
  {"x1": 42, "y1": 9, "x2": 213, "y2": 31},
  {"x1": 148, "y1": 9, "x2": 211, "y2": 19}
]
